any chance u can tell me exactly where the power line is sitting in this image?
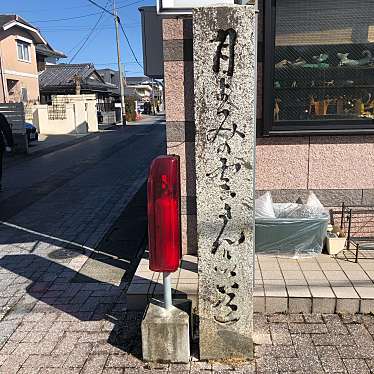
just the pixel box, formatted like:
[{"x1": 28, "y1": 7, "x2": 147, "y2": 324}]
[
  {"x1": 95, "y1": 0, "x2": 145, "y2": 16},
  {"x1": 67, "y1": 36, "x2": 90, "y2": 55},
  {"x1": 31, "y1": 0, "x2": 143, "y2": 74},
  {"x1": 67, "y1": 27, "x2": 101, "y2": 55},
  {"x1": 69, "y1": 1, "x2": 111, "y2": 63},
  {"x1": 42, "y1": 26, "x2": 139, "y2": 33},
  {"x1": 12, "y1": 4, "x2": 98, "y2": 13},
  {"x1": 43, "y1": 28, "x2": 113, "y2": 33},
  {"x1": 118, "y1": 20, "x2": 143, "y2": 69},
  {"x1": 30, "y1": 0, "x2": 144, "y2": 23},
  {"x1": 93, "y1": 61, "x2": 141, "y2": 65},
  {"x1": 40, "y1": 25, "x2": 114, "y2": 30},
  {"x1": 32, "y1": 12, "x2": 101, "y2": 23},
  {"x1": 68, "y1": 25, "x2": 103, "y2": 63},
  {"x1": 11, "y1": 0, "x2": 133, "y2": 13},
  {"x1": 39, "y1": 22, "x2": 140, "y2": 30},
  {"x1": 88, "y1": 0, "x2": 116, "y2": 16}
]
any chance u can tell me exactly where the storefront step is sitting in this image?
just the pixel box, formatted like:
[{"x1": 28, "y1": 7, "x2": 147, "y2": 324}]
[{"x1": 127, "y1": 252, "x2": 374, "y2": 314}]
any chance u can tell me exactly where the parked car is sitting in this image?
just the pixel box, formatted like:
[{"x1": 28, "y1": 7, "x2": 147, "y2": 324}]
[{"x1": 25, "y1": 122, "x2": 38, "y2": 143}]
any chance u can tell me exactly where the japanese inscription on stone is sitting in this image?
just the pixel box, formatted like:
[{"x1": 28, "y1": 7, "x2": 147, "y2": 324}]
[{"x1": 193, "y1": 5, "x2": 256, "y2": 360}]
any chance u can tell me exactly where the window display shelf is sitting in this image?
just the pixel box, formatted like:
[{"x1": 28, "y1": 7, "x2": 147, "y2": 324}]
[
  {"x1": 275, "y1": 86, "x2": 374, "y2": 91},
  {"x1": 262, "y1": 0, "x2": 374, "y2": 135},
  {"x1": 273, "y1": 55, "x2": 374, "y2": 123},
  {"x1": 275, "y1": 42, "x2": 373, "y2": 50},
  {"x1": 274, "y1": 66, "x2": 374, "y2": 81}
]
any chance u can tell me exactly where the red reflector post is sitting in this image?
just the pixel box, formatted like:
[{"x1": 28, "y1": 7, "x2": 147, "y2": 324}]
[{"x1": 147, "y1": 155, "x2": 181, "y2": 272}]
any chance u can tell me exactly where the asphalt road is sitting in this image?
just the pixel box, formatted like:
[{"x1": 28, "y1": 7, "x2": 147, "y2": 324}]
[
  {"x1": 0, "y1": 117, "x2": 166, "y2": 287},
  {"x1": 0, "y1": 118, "x2": 166, "y2": 220},
  {"x1": 0, "y1": 117, "x2": 171, "y2": 372}
]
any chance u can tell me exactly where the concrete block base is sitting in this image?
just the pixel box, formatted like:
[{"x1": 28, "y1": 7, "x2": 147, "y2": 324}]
[
  {"x1": 360, "y1": 299, "x2": 374, "y2": 314},
  {"x1": 265, "y1": 297, "x2": 288, "y2": 314},
  {"x1": 312, "y1": 298, "x2": 336, "y2": 314},
  {"x1": 141, "y1": 299, "x2": 191, "y2": 363},
  {"x1": 336, "y1": 299, "x2": 360, "y2": 314},
  {"x1": 289, "y1": 298, "x2": 312, "y2": 313},
  {"x1": 254, "y1": 296, "x2": 265, "y2": 313}
]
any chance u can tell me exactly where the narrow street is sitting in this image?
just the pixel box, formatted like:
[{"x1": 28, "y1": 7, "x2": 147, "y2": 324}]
[
  {"x1": 1, "y1": 117, "x2": 165, "y2": 220},
  {"x1": 0, "y1": 119, "x2": 166, "y2": 373}
]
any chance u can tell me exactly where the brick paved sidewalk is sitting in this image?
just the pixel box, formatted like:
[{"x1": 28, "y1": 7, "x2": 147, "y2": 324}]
[
  {"x1": 0, "y1": 123, "x2": 167, "y2": 373},
  {"x1": 253, "y1": 313, "x2": 374, "y2": 374},
  {"x1": 3, "y1": 309, "x2": 374, "y2": 373},
  {"x1": 2, "y1": 122, "x2": 374, "y2": 373}
]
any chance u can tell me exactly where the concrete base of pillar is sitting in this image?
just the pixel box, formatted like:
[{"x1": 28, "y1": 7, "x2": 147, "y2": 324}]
[{"x1": 141, "y1": 299, "x2": 191, "y2": 363}]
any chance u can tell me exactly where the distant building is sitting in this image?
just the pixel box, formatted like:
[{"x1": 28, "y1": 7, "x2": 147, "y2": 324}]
[
  {"x1": 97, "y1": 70, "x2": 164, "y2": 105},
  {"x1": 97, "y1": 68, "x2": 120, "y2": 96},
  {"x1": 39, "y1": 63, "x2": 119, "y2": 111},
  {"x1": 125, "y1": 76, "x2": 163, "y2": 104},
  {"x1": 0, "y1": 14, "x2": 65, "y2": 103}
]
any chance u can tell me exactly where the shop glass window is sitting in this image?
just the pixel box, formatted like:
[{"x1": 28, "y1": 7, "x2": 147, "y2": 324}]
[
  {"x1": 264, "y1": 0, "x2": 374, "y2": 134},
  {"x1": 17, "y1": 41, "x2": 30, "y2": 62}
]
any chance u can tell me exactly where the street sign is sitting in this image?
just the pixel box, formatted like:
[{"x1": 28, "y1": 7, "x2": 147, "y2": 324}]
[{"x1": 157, "y1": 0, "x2": 235, "y2": 15}]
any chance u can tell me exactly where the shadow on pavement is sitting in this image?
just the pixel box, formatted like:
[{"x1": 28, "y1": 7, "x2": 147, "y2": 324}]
[
  {"x1": 0, "y1": 182, "x2": 149, "y2": 285},
  {"x1": 0, "y1": 253, "x2": 145, "y2": 359},
  {"x1": 0, "y1": 183, "x2": 151, "y2": 358},
  {"x1": 0, "y1": 121, "x2": 172, "y2": 360}
]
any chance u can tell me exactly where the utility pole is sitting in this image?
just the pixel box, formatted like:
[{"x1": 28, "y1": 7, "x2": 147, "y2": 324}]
[
  {"x1": 122, "y1": 63, "x2": 127, "y2": 90},
  {"x1": 113, "y1": 0, "x2": 126, "y2": 125},
  {"x1": 151, "y1": 78, "x2": 155, "y2": 115}
]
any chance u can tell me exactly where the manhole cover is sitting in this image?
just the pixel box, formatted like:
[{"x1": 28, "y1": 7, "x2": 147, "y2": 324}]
[{"x1": 48, "y1": 245, "x2": 85, "y2": 260}]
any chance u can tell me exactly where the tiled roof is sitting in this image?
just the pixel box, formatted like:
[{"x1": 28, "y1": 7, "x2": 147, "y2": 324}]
[
  {"x1": 126, "y1": 76, "x2": 150, "y2": 85},
  {"x1": 39, "y1": 64, "x2": 112, "y2": 93},
  {"x1": 35, "y1": 44, "x2": 66, "y2": 58},
  {"x1": 126, "y1": 76, "x2": 163, "y2": 89},
  {"x1": 0, "y1": 14, "x2": 36, "y2": 30},
  {"x1": 97, "y1": 68, "x2": 120, "y2": 94}
]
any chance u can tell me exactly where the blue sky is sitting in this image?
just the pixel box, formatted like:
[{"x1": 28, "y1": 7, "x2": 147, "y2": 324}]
[{"x1": 2, "y1": 0, "x2": 154, "y2": 76}]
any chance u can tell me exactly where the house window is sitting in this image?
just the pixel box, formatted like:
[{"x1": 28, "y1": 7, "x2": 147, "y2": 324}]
[
  {"x1": 17, "y1": 41, "x2": 30, "y2": 62},
  {"x1": 263, "y1": 0, "x2": 374, "y2": 135}
]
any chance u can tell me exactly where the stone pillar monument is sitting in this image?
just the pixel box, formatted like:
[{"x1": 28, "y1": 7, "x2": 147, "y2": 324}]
[{"x1": 193, "y1": 5, "x2": 256, "y2": 360}]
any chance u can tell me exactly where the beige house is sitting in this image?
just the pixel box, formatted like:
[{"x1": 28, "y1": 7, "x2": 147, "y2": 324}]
[{"x1": 0, "y1": 15, "x2": 65, "y2": 104}]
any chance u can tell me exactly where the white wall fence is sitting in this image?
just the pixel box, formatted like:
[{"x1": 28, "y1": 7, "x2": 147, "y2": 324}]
[{"x1": 28, "y1": 94, "x2": 99, "y2": 135}]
